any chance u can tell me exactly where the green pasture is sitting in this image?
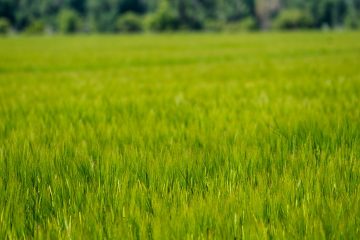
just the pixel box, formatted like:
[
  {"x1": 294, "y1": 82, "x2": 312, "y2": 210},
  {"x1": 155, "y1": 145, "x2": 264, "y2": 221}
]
[{"x1": 0, "y1": 32, "x2": 359, "y2": 239}]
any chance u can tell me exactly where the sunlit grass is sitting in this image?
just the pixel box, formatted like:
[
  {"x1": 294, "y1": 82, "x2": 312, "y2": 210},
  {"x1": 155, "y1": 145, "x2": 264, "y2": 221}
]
[{"x1": 0, "y1": 32, "x2": 359, "y2": 239}]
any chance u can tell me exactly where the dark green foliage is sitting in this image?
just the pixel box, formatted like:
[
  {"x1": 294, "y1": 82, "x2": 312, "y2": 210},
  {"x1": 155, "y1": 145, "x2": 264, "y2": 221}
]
[
  {"x1": 119, "y1": 0, "x2": 146, "y2": 14},
  {"x1": 0, "y1": 0, "x2": 360, "y2": 32},
  {"x1": 66, "y1": 0, "x2": 87, "y2": 14},
  {"x1": 85, "y1": 0, "x2": 119, "y2": 32},
  {"x1": 116, "y1": 12, "x2": 143, "y2": 33},
  {"x1": 0, "y1": 0, "x2": 16, "y2": 24},
  {"x1": 146, "y1": 0, "x2": 180, "y2": 31},
  {"x1": 172, "y1": 0, "x2": 205, "y2": 30}
]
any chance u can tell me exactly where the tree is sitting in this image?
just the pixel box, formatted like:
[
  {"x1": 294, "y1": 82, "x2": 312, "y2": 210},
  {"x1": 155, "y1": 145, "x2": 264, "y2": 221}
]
[
  {"x1": 58, "y1": 9, "x2": 82, "y2": 33},
  {"x1": 0, "y1": 0, "x2": 359, "y2": 33},
  {"x1": 344, "y1": 0, "x2": 360, "y2": 29},
  {"x1": 85, "y1": 0, "x2": 122, "y2": 32},
  {"x1": 25, "y1": 19, "x2": 45, "y2": 34},
  {"x1": 273, "y1": 9, "x2": 313, "y2": 29},
  {"x1": 0, "y1": 0, "x2": 16, "y2": 25},
  {"x1": 146, "y1": 0, "x2": 180, "y2": 31},
  {"x1": 116, "y1": 12, "x2": 143, "y2": 32},
  {"x1": 255, "y1": 0, "x2": 281, "y2": 29},
  {"x1": 0, "y1": 17, "x2": 10, "y2": 34}
]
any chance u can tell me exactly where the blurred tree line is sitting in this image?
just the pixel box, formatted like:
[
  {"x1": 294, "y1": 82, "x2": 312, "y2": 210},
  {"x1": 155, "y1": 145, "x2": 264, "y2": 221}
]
[{"x1": 0, "y1": 0, "x2": 359, "y2": 34}]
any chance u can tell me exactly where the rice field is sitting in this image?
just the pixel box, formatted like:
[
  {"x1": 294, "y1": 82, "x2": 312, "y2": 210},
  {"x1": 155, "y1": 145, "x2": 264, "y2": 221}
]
[{"x1": 0, "y1": 32, "x2": 359, "y2": 239}]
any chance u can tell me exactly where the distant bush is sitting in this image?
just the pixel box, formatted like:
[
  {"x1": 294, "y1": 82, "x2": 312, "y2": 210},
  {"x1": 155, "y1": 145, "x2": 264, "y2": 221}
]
[
  {"x1": 0, "y1": 18, "x2": 10, "y2": 35},
  {"x1": 204, "y1": 20, "x2": 224, "y2": 32},
  {"x1": 145, "y1": 0, "x2": 180, "y2": 31},
  {"x1": 25, "y1": 20, "x2": 45, "y2": 35},
  {"x1": 344, "y1": 13, "x2": 360, "y2": 29},
  {"x1": 116, "y1": 12, "x2": 143, "y2": 33},
  {"x1": 179, "y1": 16, "x2": 204, "y2": 31},
  {"x1": 58, "y1": 9, "x2": 82, "y2": 34},
  {"x1": 224, "y1": 17, "x2": 258, "y2": 32},
  {"x1": 224, "y1": 22, "x2": 243, "y2": 32},
  {"x1": 204, "y1": 17, "x2": 257, "y2": 33},
  {"x1": 239, "y1": 17, "x2": 258, "y2": 31},
  {"x1": 273, "y1": 9, "x2": 313, "y2": 30}
]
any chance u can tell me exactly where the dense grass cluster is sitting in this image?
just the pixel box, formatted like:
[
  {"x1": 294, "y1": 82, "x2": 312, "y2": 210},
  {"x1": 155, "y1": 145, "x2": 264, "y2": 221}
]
[{"x1": 0, "y1": 32, "x2": 359, "y2": 239}]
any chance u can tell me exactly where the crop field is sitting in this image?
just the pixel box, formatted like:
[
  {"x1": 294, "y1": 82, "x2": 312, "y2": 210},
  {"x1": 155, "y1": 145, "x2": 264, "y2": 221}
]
[{"x1": 0, "y1": 32, "x2": 359, "y2": 239}]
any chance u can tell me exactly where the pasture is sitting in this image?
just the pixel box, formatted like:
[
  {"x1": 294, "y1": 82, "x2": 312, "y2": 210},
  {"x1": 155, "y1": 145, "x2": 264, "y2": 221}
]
[{"x1": 0, "y1": 32, "x2": 359, "y2": 239}]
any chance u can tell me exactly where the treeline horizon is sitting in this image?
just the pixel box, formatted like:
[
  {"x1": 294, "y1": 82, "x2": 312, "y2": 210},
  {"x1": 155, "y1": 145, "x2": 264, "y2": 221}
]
[{"x1": 0, "y1": 0, "x2": 360, "y2": 34}]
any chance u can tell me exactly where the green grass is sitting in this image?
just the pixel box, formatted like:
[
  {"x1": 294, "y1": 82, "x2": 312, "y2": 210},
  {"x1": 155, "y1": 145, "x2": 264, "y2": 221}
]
[{"x1": 0, "y1": 32, "x2": 359, "y2": 239}]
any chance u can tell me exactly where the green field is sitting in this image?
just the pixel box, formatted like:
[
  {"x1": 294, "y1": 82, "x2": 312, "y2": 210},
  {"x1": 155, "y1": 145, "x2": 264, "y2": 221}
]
[{"x1": 0, "y1": 32, "x2": 359, "y2": 239}]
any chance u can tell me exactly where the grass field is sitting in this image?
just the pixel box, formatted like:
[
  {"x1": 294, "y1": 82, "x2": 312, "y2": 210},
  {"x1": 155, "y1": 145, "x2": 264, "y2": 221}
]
[{"x1": 0, "y1": 32, "x2": 359, "y2": 239}]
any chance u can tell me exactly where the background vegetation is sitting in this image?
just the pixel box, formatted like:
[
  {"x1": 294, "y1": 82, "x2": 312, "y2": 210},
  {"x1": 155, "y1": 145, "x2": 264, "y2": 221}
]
[
  {"x1": 0, "y1": 0, "x2": 360, "y2": 34},
  {"x1": 0, "y1": 32, "x2": 359, "y2": 239}
]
